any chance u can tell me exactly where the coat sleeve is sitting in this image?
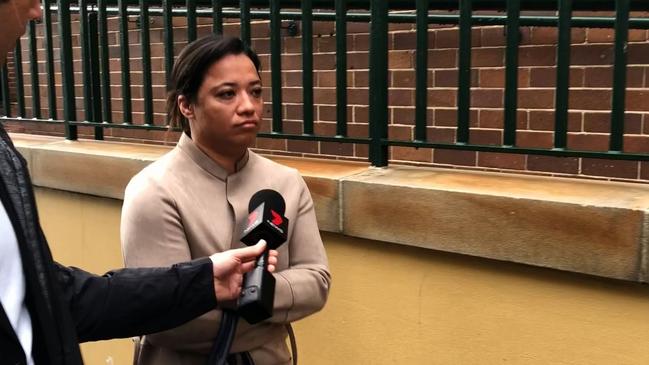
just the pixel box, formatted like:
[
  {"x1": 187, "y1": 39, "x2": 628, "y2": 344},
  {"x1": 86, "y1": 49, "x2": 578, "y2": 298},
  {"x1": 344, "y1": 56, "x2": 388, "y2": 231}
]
[
  {"x1": 55, "y1": 258, "x2": 217, "y2": 342},
  {"x1": 270, "y1": 172, "x2": 331, "y2": 323},
  {"x1": 120, "y1": 173, "x2": 222, "y2": 353}
]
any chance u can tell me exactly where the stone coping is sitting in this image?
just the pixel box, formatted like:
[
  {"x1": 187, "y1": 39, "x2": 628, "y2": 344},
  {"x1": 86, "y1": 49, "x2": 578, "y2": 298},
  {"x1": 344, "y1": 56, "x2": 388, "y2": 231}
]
[{"x1": 11, "y1": 133, "x2": 649, "y2": 283}]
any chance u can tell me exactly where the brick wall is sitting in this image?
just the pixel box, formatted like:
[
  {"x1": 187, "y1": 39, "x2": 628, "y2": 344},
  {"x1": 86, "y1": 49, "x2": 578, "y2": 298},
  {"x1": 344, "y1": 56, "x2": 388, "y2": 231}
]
[{"x1": 4, "y1": 12, "x2": 649, "y2": 182}]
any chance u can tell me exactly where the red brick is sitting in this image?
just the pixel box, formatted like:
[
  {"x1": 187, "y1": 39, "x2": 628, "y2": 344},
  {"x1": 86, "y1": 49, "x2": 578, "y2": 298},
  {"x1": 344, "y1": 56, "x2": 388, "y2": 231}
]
[
  {"x1": 436, "y1": 28, "x2": 459, "y2": 48},
  {"x1": 434, "y1": 149, "x2": 476, "y2": 166},
  {"x1": 478, "y1": 152, "x2": 526, "y2": 170},
  {"x1": 347, "y1": 52, "x2": 369, "y2": 69},
  {"x1": 313, "y1": 88, "x2": 336, "y2": 104},
  {"x1": 255, "y1": 137, "x2": 286, "y2": 151},
  {"x1": 627, "y1": 43, "x2": 649, "y2": 65},
  {"x1": 428, "y1": 49, "x2": 456, "y2": 68},
  {"x1": 471, "y1": 129, "x2": 502, "y2": 145},
  {"x1": 570, "y1": 89, "x2": 611, "y2": 110},
  {"x1": 391, "y1": 146, "x2": 433, "y2": 163},
  {"x1": 354, "y1": 70, "x2": 369, "y2": 87},
  {"x1": 627, "y1": 67, "x2": 645, "y2": 88},
  {"x1": 582, "y1": 158, "x2": 639, "y2": 179},
  {"x1": 392, "y1": 70, "x2": 416, "y2": 88},
  {"x1": 629, "y1": 29, "x2": 648, "y2": 42},
  {"x1": 516, "y1": 131, "x2": 554, "y2": 149},
  {"x1": 315, "y1": 53, "x2": 336, "y2": 70},
  {"x1": 518, "y1": 89, "x2": 554, "y2": 109},
  {"x1": 353, "y1": 106, "x2": 369, "y2": 123},
  {"x1": 481, "y1": 26, "x2": 506, "y2": 47},
  {"x1": 388, "y1": 125, "x2": 412, "y2": 140},
  {"x1": 349, "y1": 88, "x2": 369, "y2": 105},
  {"x1": 471, "y1": 48, "x2": 504, "y2": 67},
  {"x1": 479, "y1": 109, "x2": 503, "y2": 129},
  {"x1": 528, "y1": 110, "x2": 554, "y2": 131},
  {"x1": 519, "y1": 46, "x2": 556, "y2": 67},
  {"x1": 624, "y1": 135, "x2": 649, "y2": 153},
  {"x1": 313, "y1": 21, "x2": 335, "y2": 36},
  {"x1": 321, "y1": 141, "x2": 354, "y2": 156},
  {"x1": 427, "y1": 127, "x2": 455, "y2": 143},
  {"x1": 528, "y1": 155, "x2": 579, "y2": 174},
  {"x1": 626, "y1": 90, "x2": 649, "y2": 112},
  {"x1": 587, "y1": 28, "x2": 614, "y2": 43},
  {"x1": 392, "y1": 107, "x2": 415, "y2": 125},
  {"x1": 313, "y1": 122, "x2": 336, "y2": 136},
  {"x1": 567, "y1": 133, "x2": 609, "y2": 151},
  {"x1": 481, "y1": 68, "x2": 529, "y2": 88},
  {"x1": 388, "y1": 50, "x2": 414, "y2": 69},
  {"x1": 471, "y1": 89, "x2": 503, "y2": 108},
  {"x1": 393, "y1": 32, "x2": 418, "y2": 50},
  {"x1": 572, "y1": 44, "x2": 614, "y2": 65},
  {"x1": 285, "y1": 72, "x2": 302, "y2": 87},
  {"x1": 352, "y1": 34, "x2": 370, "y2": 52},
  {"x1": 355, "y1": 143, "x2": 369, "y2": 158},
  {"x1": 287, "y1": 140, "x2": 319, "y2": 154},
  {"x1": 584, "y1": 67, "x2": 612, "y2": 87},
  {"x1": 285, "y1": 104, "x2": 304, "y2": 121},
  {"x1": 428, "y1": 89, "x2": 455, "y2": 108}
]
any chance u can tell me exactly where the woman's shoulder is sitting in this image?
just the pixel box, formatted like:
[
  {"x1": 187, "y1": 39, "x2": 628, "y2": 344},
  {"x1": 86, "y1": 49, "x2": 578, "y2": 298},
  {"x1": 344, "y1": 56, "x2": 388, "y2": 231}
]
[
  {"x1": 249, "y1": 151, "x2": 300, "y2": 178},
  {"x1": 126, "y1": 147, "x2": 186, "y2": 194}
]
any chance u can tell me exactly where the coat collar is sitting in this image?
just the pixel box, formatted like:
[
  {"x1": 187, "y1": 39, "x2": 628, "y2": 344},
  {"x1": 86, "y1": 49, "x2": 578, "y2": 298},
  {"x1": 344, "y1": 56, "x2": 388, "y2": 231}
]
[{"x1": 177, "y1": 133, "x2": 250, "y2": 181}]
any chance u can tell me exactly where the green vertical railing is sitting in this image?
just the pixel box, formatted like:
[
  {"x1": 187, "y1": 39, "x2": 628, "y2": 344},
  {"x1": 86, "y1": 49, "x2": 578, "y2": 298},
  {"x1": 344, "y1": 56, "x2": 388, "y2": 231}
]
[
  {"x1": 98, "y1": 0, "x2": 112, "y2": 124},
  {"x1": 240, "y1": 0, "x2": 251, "y2": 46},
  {"x1": 28, "y1": 21, "x2": 41, "y2": 119},
  {"x1": 80, "y1": 0, "x2": 93, "y2": 122},
  {"x1": 335, "y1": 0, "x2": 347, "y2": 137},
  {"x1": 119, "y1": 0, "x2": 133, "y2": 125},
  {"x1": 368, "y1": 0, "x2": 389, "y2": 166},
  {"x1": 13, "y1": 40, "x2": 25, "y2": 118},
  {"x1": 141, "y1": 0, "x2": 154, "y2": 125},
  {"x1": 57, "y1": 0, "x2": 77, "y2": 140},
  {"x1": 456, "y1": 0, "x2": 472, "y2": 144},
  {"x1": 270, "y1": 0, "x2": 283, "y2": 133},
  {"x1": 414, "y1": 0, "x2": 429, "y2": 142},
  {"x1": 503, "y1": 0, "x2": 520, "y2": 147},
  {"x1": 609, "y1": 0, "x2": 629, "y2": 152},
  {"x1": 88, "y1": 12, "x2": 103, "y2": 139},
  {"x1": 213, "y1": 0, "x2": 224, "y2": 34},
  {"x1": 554, "y1": 0, "x2": 572, "y2": 150},
  {"x1": 43, "y1": 0, "x2": 57, "y2": 120},
  {"x1": 163, "y1": 0, "x2": 174, "y2": 91},
  {"x1": 302, "y1": 0, "x2": 314, "y2": 135},
  {"x1": 1, "y1": 65, "x2": 10, "y2": 117},
  {"x1": 187, "y1": 0, "x2": 197, "y2": 42}
]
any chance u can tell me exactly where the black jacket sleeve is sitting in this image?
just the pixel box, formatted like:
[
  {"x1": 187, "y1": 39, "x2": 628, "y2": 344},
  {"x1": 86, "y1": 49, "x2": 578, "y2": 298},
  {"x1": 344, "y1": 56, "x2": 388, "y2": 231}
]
[{"x1": 54, "y1": 257, "x2": 217, "y2": 342}]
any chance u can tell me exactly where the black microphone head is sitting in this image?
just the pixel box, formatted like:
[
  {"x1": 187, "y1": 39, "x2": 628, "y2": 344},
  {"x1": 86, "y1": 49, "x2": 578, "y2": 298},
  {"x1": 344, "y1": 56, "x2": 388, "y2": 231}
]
[
  {"x1": 241, "y1": 189, "x2": 289, "y2": 249},
  {"x1": 248, "y1": 189, "x2": 285, "y2": 215}
]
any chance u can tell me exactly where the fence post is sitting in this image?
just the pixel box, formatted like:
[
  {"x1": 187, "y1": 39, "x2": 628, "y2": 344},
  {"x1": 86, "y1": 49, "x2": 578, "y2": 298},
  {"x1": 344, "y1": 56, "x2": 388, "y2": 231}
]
[{"x1": 369, "y1": 0, "x2": 389, "y2": 166}]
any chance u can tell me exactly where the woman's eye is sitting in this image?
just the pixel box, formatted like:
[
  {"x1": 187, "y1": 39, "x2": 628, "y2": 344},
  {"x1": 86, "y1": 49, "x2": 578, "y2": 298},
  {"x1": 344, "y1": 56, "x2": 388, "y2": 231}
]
[
  {"x1": 250, "y1": 88, "x2": 262, "y2": 98},
  {"x1": 217, "y1": 90, "x2": 235, "y2": 99}
]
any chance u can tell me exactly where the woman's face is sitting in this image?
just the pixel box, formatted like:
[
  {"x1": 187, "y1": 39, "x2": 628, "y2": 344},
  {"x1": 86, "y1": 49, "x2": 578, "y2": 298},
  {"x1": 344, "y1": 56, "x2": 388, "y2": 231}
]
[{"x1": 181, "y1": 53, "x2": 263, "y2": 158}]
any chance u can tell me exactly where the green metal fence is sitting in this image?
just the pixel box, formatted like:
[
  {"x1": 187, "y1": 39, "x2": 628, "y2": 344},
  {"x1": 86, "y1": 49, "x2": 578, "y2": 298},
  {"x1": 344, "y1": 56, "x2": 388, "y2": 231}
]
[{"x1": 1, "y1": 0, "x2": 649, "y2": 167}]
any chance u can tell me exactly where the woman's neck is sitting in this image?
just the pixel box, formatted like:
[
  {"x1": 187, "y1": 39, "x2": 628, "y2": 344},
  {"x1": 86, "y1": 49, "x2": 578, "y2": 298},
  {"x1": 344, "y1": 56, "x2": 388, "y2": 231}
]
[{"x1": 195, "y1": 141, "x2": 246, "y2": 174}]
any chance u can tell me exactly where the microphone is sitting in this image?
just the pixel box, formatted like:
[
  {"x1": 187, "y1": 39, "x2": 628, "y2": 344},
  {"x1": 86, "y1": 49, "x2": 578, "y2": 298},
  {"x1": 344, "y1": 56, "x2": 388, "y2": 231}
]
[{"x1": 238, "y1": 189, "x2": 289, "y2": 324}]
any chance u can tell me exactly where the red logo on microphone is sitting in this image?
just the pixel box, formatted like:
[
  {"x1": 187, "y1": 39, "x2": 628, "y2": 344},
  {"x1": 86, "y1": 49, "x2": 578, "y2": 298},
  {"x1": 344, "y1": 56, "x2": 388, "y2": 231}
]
[{"x1": 271, "y1": 210, "x2": 283, "y2": 225}]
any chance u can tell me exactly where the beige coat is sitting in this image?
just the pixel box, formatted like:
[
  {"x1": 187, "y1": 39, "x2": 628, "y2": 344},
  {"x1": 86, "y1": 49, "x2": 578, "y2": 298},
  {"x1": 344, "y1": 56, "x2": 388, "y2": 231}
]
[{"x1": 121, "y1": 134, "x2": 331, "y2": 365}]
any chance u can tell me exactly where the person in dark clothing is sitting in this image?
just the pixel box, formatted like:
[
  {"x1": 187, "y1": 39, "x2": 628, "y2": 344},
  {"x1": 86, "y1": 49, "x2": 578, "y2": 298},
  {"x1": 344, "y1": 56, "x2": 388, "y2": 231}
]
[{"x1": 0, "y1": 1, "x2": 278, "y2": 364}]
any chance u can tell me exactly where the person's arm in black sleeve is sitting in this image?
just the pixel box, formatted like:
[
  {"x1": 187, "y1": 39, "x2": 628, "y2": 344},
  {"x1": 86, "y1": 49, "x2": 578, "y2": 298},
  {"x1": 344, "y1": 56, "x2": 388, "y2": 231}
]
[{"x1": 54, "y1": 258, "x2": 217, "y2": 342}]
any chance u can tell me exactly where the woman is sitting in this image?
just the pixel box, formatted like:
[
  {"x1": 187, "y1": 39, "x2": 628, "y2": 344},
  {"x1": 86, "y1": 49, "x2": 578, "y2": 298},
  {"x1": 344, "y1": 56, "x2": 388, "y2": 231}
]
[{"x1": 121, "y1": 35, "x2": 331, "y2": 365}]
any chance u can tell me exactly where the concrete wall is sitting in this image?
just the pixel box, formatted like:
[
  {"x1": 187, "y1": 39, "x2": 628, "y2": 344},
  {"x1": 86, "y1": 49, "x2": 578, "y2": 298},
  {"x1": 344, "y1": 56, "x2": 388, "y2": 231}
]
[{"x1": 37, "y1": 187, "x2": 649, "y2": 365}]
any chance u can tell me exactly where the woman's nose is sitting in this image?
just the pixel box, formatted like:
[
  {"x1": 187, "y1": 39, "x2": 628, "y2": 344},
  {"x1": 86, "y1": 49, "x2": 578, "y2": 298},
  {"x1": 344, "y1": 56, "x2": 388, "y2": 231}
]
[{"x1": 29, "y1": 0, "x2": 43, "y2": 22}]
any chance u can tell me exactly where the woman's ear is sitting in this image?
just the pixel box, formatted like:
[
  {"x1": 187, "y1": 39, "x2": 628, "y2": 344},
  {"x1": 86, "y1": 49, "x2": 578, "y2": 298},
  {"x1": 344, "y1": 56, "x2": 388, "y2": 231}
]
[{"x1": 178, "y1": 95, "x2": 194, "y2": 120}]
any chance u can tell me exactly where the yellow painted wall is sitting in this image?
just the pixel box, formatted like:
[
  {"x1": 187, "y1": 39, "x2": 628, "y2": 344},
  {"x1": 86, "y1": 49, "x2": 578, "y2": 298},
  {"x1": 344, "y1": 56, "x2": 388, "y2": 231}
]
[{"x1": 36, "y1": 187, "x2": 649, "y2": 365}]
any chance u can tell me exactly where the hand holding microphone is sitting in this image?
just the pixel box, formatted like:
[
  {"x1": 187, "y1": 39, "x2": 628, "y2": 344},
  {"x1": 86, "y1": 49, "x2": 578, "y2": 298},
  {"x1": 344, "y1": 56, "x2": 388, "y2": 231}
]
[{"x1": 209, "y1": 240, "x2": 279, "y2": 302}]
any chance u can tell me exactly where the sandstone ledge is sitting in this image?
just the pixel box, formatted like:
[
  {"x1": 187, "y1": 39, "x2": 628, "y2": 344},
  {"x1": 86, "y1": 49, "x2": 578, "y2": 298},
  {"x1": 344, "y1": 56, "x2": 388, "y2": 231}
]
[{"x1": 11, "y1": 133, "x2": 649, "y2": 282}]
